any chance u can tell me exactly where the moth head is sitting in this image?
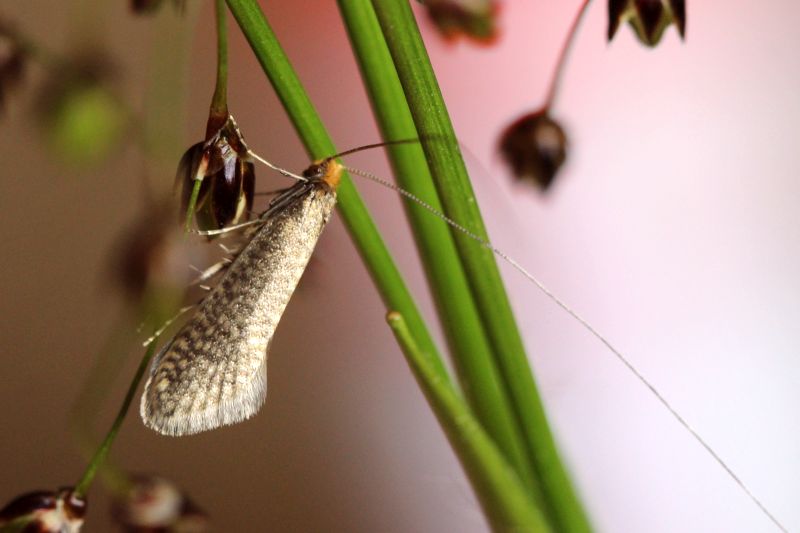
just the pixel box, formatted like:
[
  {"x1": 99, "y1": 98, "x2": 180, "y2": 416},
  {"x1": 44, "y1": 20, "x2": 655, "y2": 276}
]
[{"x1": 303, "y1": 159, "x2": 343, "y2": 189}]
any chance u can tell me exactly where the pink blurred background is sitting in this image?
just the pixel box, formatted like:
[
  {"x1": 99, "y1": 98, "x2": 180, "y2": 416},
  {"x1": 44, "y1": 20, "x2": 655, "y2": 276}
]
[{"x1": 0, "y1": 1, "x2": 797, "y2": 531}]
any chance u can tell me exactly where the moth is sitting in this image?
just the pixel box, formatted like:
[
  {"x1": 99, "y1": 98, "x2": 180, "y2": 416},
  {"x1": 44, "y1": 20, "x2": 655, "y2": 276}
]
[
  {"x1": 140, "y1": 155, "x2": 342, "y2": 436},
  {"x1": 136, "y1": 139, "x2": 784, "y2": 531}
]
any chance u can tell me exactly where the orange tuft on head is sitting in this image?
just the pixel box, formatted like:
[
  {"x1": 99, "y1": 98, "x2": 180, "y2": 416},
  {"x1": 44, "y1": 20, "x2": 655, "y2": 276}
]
[{"x1": 321, "y1": 159, "x2": 343, "y2": 189}]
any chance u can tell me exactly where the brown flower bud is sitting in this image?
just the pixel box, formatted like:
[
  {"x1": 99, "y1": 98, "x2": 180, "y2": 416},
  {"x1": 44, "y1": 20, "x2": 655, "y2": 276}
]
[
  {"x1": 0, "y1": 487, "x2": 86, "y2": 532},
  {"x1": 111, "y1": 475, "x2": 208, "y2": 532},
  {"x1": 499, "y1": 110, "x2": 568, "y2": 191},
  {"x1": 423, "y1": 0, "x2": 499, "y2": 44},
  {"x1": 112, "y1": 203, "x2": 194, "y2": 303},
  {"x1": 130, "y1": 0, "x2": 185, "y2": 15},
  {"x1": 177, "y1": 115, "x2": 255, "y2": 233},
  {"x1": 608, "y1": 0, "x2": 685, "y2": 47},
  {"x1": 0, "y1": 29, "x2": 26, "y2": 114}
]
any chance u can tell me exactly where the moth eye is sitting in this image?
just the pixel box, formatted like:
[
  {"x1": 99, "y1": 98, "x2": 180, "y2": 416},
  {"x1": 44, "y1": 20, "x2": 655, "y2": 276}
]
[{"x1": 302, "y1": 163, "x2": 325, "y2": 180}]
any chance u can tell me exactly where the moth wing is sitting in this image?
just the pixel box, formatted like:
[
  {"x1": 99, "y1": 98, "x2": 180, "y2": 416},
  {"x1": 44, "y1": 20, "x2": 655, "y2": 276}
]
[{"x1": 139, "y1": 307, "x2": 271, "y2": 437}]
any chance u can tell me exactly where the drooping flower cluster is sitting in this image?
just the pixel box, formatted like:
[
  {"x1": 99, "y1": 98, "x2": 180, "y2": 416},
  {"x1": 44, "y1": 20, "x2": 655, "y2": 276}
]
[
  {"x1": 499, "y1": 110, "x2": 568, "y2": 191},
  {"x1": 608, "y1": 0, "x2": 686, "y2": 46},
  {"x1": 176, "y1": 115, "x2": 255, "y2": 233},
  {"x1": 0, "y1": 488, "x2": 86, "y2": 532}
]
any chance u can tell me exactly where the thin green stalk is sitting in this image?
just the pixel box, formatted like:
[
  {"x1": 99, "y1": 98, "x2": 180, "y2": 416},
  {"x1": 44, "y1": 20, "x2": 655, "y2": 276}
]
[
  {"x1": 224, "y1": 0, "x2": 450, "y2": 383},
  {"x1": 74, "y1": 340, "x2": 159, "y2": 497},
  {"x1": 186, "y1": 0, "x2": 230, "y2": 233},
  {"x1": 370, "y1": 2, "x2": 590, "y2": 531},
  {"x1": 208, "y1": 0, "x2": 229, "y2": 128},
  {"x1": 386, "y1": 312, "x2": 550, "y2": 533},
  {"x1": 543, "y1": 0, "x2": 592, "y2": 110},
  {"x1": 336, "y1": 0, "x2": 537, "y2": 494}
]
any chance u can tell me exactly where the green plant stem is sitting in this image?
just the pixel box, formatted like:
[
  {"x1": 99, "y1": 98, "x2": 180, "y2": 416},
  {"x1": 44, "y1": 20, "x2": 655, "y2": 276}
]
[
  {"x1": 336, "y1": 0, "x2": 536, "y2": 494},
  {"x1": 209, "y1": 0, "x2": 229, "y2": 126},
  {"x1": 74, "y1": 340, "x2": 159, "y2": 497},
  {"x1": 224, "y1": 0, "x2": 450, "y2": 383},
  {"x1": 370, "y1": 2, "x2": 590, "y2": 531},
  {"x1": 68, "y1": 313, "x2": 139, "y2": 496},
  {"x1": 386, "y1": 312, "x2": 550, "y2": 533},
  {"x1": 186, "y1": 0, "x2": 230, "y2": 233}
]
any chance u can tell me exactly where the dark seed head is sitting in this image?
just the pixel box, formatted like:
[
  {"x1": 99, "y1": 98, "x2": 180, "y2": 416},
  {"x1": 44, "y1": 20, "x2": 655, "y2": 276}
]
[{"x1": 499, "y1": 110, "x2": 568, "y2": 192}]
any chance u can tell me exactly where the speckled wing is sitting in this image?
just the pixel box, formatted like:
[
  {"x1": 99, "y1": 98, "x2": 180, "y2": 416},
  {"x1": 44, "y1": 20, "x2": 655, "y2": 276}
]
[{"x1": 140, "y1": 184, "x2": 337, "y2": 436}]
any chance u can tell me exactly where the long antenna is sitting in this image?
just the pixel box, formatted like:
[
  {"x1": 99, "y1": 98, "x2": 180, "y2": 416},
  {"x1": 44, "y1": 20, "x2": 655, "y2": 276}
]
[
  {"x1": 323, "y1": 138, "x2": 420, "y2": 162},
  {"x1": 342, "y1": 163, "x2": 788, "y2": 533}
]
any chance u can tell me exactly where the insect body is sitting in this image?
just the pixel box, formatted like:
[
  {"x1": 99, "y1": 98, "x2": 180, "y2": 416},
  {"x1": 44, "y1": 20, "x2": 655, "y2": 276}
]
[{"x1": 140, "y1": 159, "x2": 341, "y2": 436}]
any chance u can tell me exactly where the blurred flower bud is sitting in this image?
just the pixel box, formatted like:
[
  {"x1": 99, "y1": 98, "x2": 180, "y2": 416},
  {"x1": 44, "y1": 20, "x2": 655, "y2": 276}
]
[
  {"x1": 608, "y1": 0, "x2": 685, "y2": 47},
  {"x1": 131, "y1": 0, "x2": 165, "y2": 13},
  {"x1": 114, "y1": 204, "x2": 183, "y2": 300},
  {"x1": 111, "y1": 202, "x2": 209, "y2": 321},
  {"x1": 0, "y1": 27, "x2": 27, "y2": 114},
  {"x1": 112, "y1": 475, "x2": 208, "y2": 532},
  {"x1": 36, "y1": 56, "x2": 127, "y2": 167},
  {"x1": 130, "y1": 0, "x2": 186, "y2": 15},
  {"x1": 0, "y1": 487, "x2": 86, "y2": 532},
  {"x1": 423, "y1": 0, "x2": 499, "y2": 44},
  {"x1": 177, "y1": 115, "x2": 255, "y2": 233},
  {"x1": 499, "y1": 110, "x2": 568, "y2": 191}
]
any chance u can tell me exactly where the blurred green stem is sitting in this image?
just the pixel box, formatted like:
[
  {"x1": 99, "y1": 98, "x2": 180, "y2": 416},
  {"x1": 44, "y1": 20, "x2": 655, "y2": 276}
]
[
  {"x1": 543, "y1": 0, "x2": 592, "y2": 110},
  {"x1": 74, "y1": 340, "x2": 158, "y2": 498}
]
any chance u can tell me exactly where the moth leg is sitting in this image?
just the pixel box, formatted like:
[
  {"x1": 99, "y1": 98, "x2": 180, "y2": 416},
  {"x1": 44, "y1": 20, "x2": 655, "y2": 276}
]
[
  {"x1": 194, "y1": 217, "x2": 265, "y2": 237},
  {"x1": 254, "y1": 186, "x2": 291, "y2": 197},
  {"x1": 189, "y1": 257, "x2": 233, "y2": 286},
  {"x1": 141, "y1": 305, "x2": 196, "y2": 347}
]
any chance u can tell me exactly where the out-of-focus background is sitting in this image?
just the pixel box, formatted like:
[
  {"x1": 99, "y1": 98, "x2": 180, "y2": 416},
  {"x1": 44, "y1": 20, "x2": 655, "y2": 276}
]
[{"x1": 1, "y1": 1, "x2": 798, "y2": 531}]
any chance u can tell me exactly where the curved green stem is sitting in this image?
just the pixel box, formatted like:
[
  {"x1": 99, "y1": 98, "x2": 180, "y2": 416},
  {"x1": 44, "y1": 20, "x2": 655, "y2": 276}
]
[{"x1": 543, "y1": 0, "x2": 592, "y2": 110}]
